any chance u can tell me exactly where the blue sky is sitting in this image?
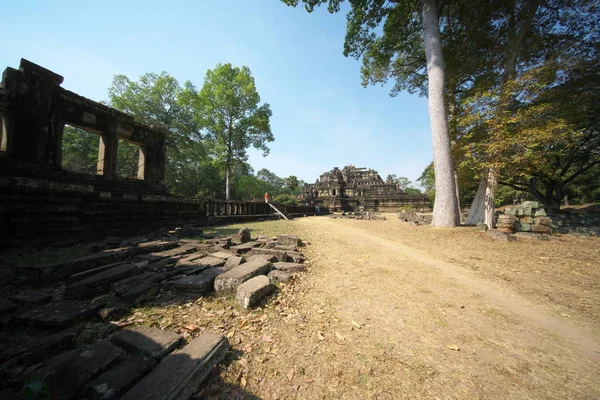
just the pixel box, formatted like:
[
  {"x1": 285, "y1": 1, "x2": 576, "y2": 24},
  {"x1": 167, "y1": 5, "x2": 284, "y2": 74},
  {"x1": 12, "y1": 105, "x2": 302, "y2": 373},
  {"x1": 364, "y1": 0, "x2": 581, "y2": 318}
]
[{"x1": 1, "y1": 0, "x2": 433, "y2": 186}]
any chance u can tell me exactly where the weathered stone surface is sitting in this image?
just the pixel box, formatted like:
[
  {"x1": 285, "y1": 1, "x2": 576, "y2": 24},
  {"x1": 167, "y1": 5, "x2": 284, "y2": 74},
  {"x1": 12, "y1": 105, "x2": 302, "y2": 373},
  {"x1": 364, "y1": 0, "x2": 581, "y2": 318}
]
[
  {"x1": 236, "y1": 275, "x2": 275, "y2": 309},
  {"x1": 531, "y1": 224, "x2": 552, "y2": 234},
  {"x1": 214, "y1": 259, "x2": 271, "y2": 295},
  {"x1": 68, "y1": 261, "x2": 129, "y2": 283},
  {"x1": 272, "y1": 262, "x2": 305, "y2": 273},
  {"x1": 112, "y1": 327, "x2": 182, "y2": 360},
  {"x1": 285, "y1": 251, "x2": 305, "y2": 263},
  {"x1": 486, "y1": 230, "x2": 517, "y2": 242},
  {"x1": 14, "y1": 299, "x2": 106, "y2": 327},
  {"x1": 121, "y1": 333, "x2": 229, "y2": 400},
  {"x1": 8, "y1": 290, "x2": 52, "y2": 305},
  {"x1": 173, "y1": 268, "x2": 225, "y2": 296},
  {"x1": 246, "y1": 253, "x2": 278, "y2": 263},
  {"x1": 0, "y1": 325, "x2": 80, "y2": 366},
  {"x1": 274, "y1": 244, "x2": 298, "y2": 251},
  {"x1": 230, "y1": 241, "x2": 261, "y2": 254},
  {"x1": 112, "y1": 274, "x2": 161, "y2": 305},
  {"x1": 83, "y1": 355, "x2": 156, "y2": 400},
  {"x1": 223, "y1": 256, "x2": 244, "y2": 270},
  {"x1": 0, "y1": 298, "x2": 17, "y2": 315},
  {"x1": 209, "y1": 251, "x2": 235, "y2": 260},
  {"x1": 515, "y1": 232, "x2": 550, "y2": 241},
  {"x1": 133, "y1": 245, "x2": 195, "y2": 263},
  {"x1": 516, "y1": 222, "x2": 532, "y2": 232},
  {"x1": 476, "y1": 223, "x2": 488, "y2": 231},
  {"x1": 519, "y1": 216, "x2": 534, "y2": 224},
  {"x1": 534, "y1": 208, "x2": 547, "y2": 217},
  {"x1": 71, "y1": 248, "x2": 132, "y2": 275},
  {"x1": 176, "y1": 253, "x2": 207, "y2": 266},
  {"x1": 193, "y1": 256, "x2": 226, "y2": 268},
  {"x1": 534, "y1": 216, "x2": 553, "y2": 226},
  {"x1": 24, "y1": 341, "x2": 124, "y2": 400},
  {"x1": 248, "y1": 247, "x2": 287, "y2": 261},
  {"x1": 268, "y1": 270, "x2": 292, "y2": 284},
  {"x1": 65, "y1": 263, "x2": 138, "y2": 299},
  {"x1": 21, "y1": 259, "x2": 77, "y2": 284},
  {"x1": 130, "y1": 241, "x2": 179, "y2": 256},
  {"x1": 237, "y1": 227, "x2": 251, "y2": 243},
  {"x1": 277, "y1": 234, "x2": 300, "y2": 247}
]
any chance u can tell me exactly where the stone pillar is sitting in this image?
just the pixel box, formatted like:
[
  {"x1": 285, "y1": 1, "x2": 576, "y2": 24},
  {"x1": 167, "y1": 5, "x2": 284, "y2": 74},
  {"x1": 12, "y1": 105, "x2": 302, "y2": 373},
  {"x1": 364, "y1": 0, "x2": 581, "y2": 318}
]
[
  {"x1": 137, "y1": 145, "x2": 146, "y2": 180},
  {"x1": 97, "y1": 130, "x2": 118, "y2": 179}
]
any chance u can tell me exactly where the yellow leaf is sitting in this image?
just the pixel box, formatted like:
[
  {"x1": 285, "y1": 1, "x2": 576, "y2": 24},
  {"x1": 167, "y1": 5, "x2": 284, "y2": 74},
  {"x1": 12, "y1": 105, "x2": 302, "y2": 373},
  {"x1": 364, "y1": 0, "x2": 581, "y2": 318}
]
[
  {"x1": 351, "y1": 320, "x2": 361, "y2": 329},
  {"x1": 335, "y1": 332, "x2": 345, "y2": 341},
  {"x1": 447, "y1": 345, "x2": 460, "y2": 351},
  {"x1": 241, "y1": 376, "x2": 247, "y2": 388}
]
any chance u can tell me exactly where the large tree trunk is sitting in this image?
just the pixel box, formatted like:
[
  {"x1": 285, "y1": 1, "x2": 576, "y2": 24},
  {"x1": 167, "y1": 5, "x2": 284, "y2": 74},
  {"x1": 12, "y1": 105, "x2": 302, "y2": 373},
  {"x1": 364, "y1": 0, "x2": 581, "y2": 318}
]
[
  {"x1": 421, "y1": 0, "x2": 459, "y2": 227},
  {"x1": 483, "y1": 167, "x2": 498, "y2": 228},
  {"x1": 225, "y1": 166, "x2": 231, "y2": 201}
]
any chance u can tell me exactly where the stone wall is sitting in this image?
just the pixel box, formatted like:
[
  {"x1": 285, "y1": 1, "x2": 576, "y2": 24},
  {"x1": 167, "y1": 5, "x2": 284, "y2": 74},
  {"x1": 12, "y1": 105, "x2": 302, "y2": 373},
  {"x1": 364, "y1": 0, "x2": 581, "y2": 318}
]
[{"x1": 496, "y1": 201, "x2": 553, "y2": 234}]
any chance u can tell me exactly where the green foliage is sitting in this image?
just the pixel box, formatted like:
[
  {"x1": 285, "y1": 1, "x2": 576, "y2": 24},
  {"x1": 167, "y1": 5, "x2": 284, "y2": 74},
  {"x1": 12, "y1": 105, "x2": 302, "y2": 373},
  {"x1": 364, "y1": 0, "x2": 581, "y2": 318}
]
[
  {"x1": 404, "y1": 187, "x2": 421, "y2": 195},
  {"x1": 285, "y1": 175, "x2": 300, "y2": 195},
  {"x1": 273, "y1": 194, "x2": 298, "y2": 206},
  {"x1": 417, "y1": 163, "x2": 435, "y2": 202},
  {"x1": 193, "y1": 63, "x2": 274, "y2": 200},
  {"x1": 61, "y1": 125, "x2": 99, "y2": 174}
]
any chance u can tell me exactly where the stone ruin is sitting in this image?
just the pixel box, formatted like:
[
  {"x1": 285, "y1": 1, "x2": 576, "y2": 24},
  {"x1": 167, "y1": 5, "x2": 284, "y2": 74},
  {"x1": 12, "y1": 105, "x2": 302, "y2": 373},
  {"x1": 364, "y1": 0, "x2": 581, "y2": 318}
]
[
  {"x1": 301, "y1": 165, "x2": 430, "y2": 212},
  {"x1": 496, "y1": 201, "x2": 553, "y2": 234},
  {"x1": 0, "y1": 228, "x2": 308, "y2": 399},
  {"x1": 0, "y1": 59, "x2": 327, "y2": 248}
]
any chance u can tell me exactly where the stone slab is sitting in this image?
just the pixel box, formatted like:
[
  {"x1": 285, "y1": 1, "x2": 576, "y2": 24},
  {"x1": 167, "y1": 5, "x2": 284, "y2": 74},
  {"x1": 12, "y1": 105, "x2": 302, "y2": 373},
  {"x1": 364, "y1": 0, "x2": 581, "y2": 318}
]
[
  {"x1": 68, "y1": 262, "x2": 129, "y2": 283},
  {"x1": 277, "y1": 234, "x2": 300, "y2": 247},
  {"x1": 214, "y1": 259, "x2": 271, "y2": 296},
  {"x1": 534, "y1": 216, "x2": 553, "y2": 226},
  {"x1": 132, "y1": 245, "x2": 195, "y2": 263},
  {"x1": 71, "y1": 248, "x2": 132, "y2": 275},
  {"x1": 193, "y1": 256, "x2": 226, "y2": 268},
  {"x1": 531, "y1": 224, "x2": 552, "y2": 234},
  {"x1": 230, "y1": 241, "x2": 261, "y2": 255},
  {"x1": 223, "y1": 256, "x2": 244, "y2": 270},
  {"x1": 112, "y1": 327, "x2": 182, "y2": 360},
  {"x1": 0, "y1": 298, "x2": 17, "y2": 315},
  {"x1": 130, "y1": 241, "x2": 180, "y2": 256},
  {"x1": 8, "y1": 290, "x2": 52, "y2": 305},
  {"x1": 476, "y1": 223, "x2": 488, "y2": 231},
  {"x1": 248, "y1": 247, "x2": 287, "y2": 261},
  {"x1": 14, "y1": 299, "x2": 106, "y2": 327},
  {"x1": 112, "y1": 274, "x2": 162, "y2": 305},
  {"x1": 486, "y1": 230, "x2": 517, "y2": 242},
  {"x1": 173, "y1": 267, "x2": 225, "y2": 296},
  {"x1": 121, "y1": 333, "x2": 229, "y2": 400},
  {"x1": 275, "y1": 244, "x2": 298, "y2": 251},
  {"x1": 272, "y1": 262, "x2": 305, "y2": 273},
  {"x1": 24, "y1": 340, "x2": 124, "y2": 400},
  {"x1": 65, "y1": 263, "x2": 138, "y2": 299},
  {"x1": 84, "y1": 355, "x2": 156, "y2": 400},
  {"x1": 247, "y1": 253, "x2": 278, "y2": 263},
  {"x1": 268, "y1": 270, "x2": 292, "y2": 284},
  {"x1": 236, "y1": 275, "x2": 275, "y2": 309},
  {"x1": 285, "y1": 250, "x2": 305, "y2": 263},
  {"x1": 209, "y1": 251, "x2": 235, "y2": 260}
]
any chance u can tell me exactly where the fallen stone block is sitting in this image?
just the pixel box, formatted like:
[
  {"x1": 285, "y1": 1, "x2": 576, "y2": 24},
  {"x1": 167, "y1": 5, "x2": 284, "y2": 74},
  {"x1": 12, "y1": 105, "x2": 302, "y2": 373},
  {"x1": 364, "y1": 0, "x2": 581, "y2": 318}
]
[
  {"x1": 121, "y1": 333, "x2": 229, "y2": 400},
  {"x1": 534, "y1": 216, "x2": 553, "y2": 226},
  {"x1": 130, "y1": 241, "x2": 179, "y2": 256},
  {"x1": 223, "y1": 256, "x2": 244, "y2": 270},
  {"x1": 71, "y1": 247, "x2": 132, "y2": 275},
  {"x1": 285, "y1": 251, "x2": 305, "y2": 263},
  {"x1": 112, "y1": 274, "x2": 162, "y2": 305},
  {"x1": 236, "y1": 276, "x2": 275, "y2": 309},
  {"x1": 68, "y1": 262, "x2": 130, "y2": 283},
  {"x1": 14, "y1": 299, "x2": 106, "y2": 327},
  {"x1": 521, "y1": 201, "x2": 539, "y2": 208},
  {"x1": 476, "y1": 223, "x2": 487, "y2": 231},
  {"x1": 112, "y1": 327, "x2": 182, "y2": 360},
  {"x1": 272, "y1": 262, "x2": 305, "y2": 273},
  {"x1": 0, "y1": 299, "x2": 17, "y2": 315},
  {"x1": 209, "y1": 251, "x2": 235, "y2": 260},
  {"x1": 173, "y1": 267, "x2": 225, "y2": 296},
  {"x1": 230, "y1": 241, "x2": 261, "y2": 255},
  {"x1": 83, "y1": 355, "x2": 156, "y2": 400},
  {"x1": 486, "y1": 230, "x2": 517, "y2": 242},
  {"x1": 21, "y1": 259, "x2": 78, "y2": 284},
  {"x1": 268, "y1": 270, "x2": 292, "y2": 284},
  {"x1": 248, "y1": 247, "x2": 287, "y2": 261},
  {"x1": 277, "y1": 234, "x2": 300, "y2": 247},
  {"x1": 64, "y1": 263, "x2": 138, "y2": 299},
  {"x1": 246, "y1": 253, "x2": 278, "y2": 263},
  {"x1": 23, "y1": 340, "x2": 124, "y2": 400},
  {"x1": 133, "y1": 245, "x2": 195, "y2": 263},
  {"x1": 275, "y1": 244, "x2": 297, "y2": 251},
  {"x1": 237, "y1": 227, "x2": 251, "y2": 243},
  {"x1": 214, "y1": 259, "x2": 271, "y2": 296},
  {"x1": 531, "y1": 224, "x2": 552, "y2": 234},
  {"x1": 8, "y1": 290, "x2": 52, "y2": 305},
  {"x1": 194, "y1": 256, "x2": 226, "y2": 268}
]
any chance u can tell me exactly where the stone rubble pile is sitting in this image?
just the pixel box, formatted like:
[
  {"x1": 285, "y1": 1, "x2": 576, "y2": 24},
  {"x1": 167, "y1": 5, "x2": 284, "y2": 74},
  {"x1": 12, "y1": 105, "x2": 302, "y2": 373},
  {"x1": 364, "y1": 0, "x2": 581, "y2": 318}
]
[
  {"x1": 0, "y1": 228, "x2": 307, "y2": 399},
  {"x1": 496, "y1": 201, "x2": 552, "y2": 234},
  {"x1": 398, "y1": 210, "x2": 433, "y2": 225},
  {"x1": 332, "y1": 211, "x2": 387, "y2": 220}
]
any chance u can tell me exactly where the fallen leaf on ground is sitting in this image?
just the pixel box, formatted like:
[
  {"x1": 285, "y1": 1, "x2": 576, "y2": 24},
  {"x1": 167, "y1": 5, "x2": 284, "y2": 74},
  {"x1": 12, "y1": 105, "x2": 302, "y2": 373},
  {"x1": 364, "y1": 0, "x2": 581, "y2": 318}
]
[
  {"x1": 335, "y1": 332, "x2": 345, "y2": 341},
  {"x1": 241, "y1": 376, "x2": 247, "y2": 388},
  {"x1": 263, "y1": 335, "x2": 273, "y2": 343},
  {"x1": 351, "y1": 320, "x2": 362, "y2": 329},
  {"x1": 287, "y1": 369, "x2": 295, "y2": 381},
  {"x1": 447, "y1": 345, "x2": 460, "y2": 351},
  {"x1": 303, "y1": 378, "x2": 314, "y2": 383},
  {"x1": 317, "y1": 309, "x2": 325, "y2": 314},
  {"x1": 317, "y1": 331, "x2": 325, "y2": 341}
]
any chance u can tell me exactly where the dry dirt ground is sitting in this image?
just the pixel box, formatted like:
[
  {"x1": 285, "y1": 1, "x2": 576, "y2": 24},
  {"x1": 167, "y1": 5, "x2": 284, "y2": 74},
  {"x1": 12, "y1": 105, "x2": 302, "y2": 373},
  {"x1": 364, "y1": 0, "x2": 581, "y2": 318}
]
[{"x1": 176, "y1": 216, "x2": 600, "y2": 400}]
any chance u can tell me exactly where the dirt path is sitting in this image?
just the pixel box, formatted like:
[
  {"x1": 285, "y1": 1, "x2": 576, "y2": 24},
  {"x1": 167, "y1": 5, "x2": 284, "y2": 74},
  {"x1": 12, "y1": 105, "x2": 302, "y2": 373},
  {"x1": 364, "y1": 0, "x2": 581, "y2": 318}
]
[{"x1": 218, "y1": 217, "x2": 600, "y2": 399}]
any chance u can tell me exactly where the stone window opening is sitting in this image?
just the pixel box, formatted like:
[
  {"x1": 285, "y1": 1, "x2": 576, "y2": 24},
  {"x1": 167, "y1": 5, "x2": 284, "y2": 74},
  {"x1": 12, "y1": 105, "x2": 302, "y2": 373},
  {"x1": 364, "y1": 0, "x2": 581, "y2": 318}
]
[
  {"x1": 116, "y1": 139, "x2": 144, "y2": 180},
  {"x1": 61, "y1": 124, "x2": 101, "y2": 174},
  {"x1": 0, "y1": 111, "x2": 8, "y2": 152}
]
